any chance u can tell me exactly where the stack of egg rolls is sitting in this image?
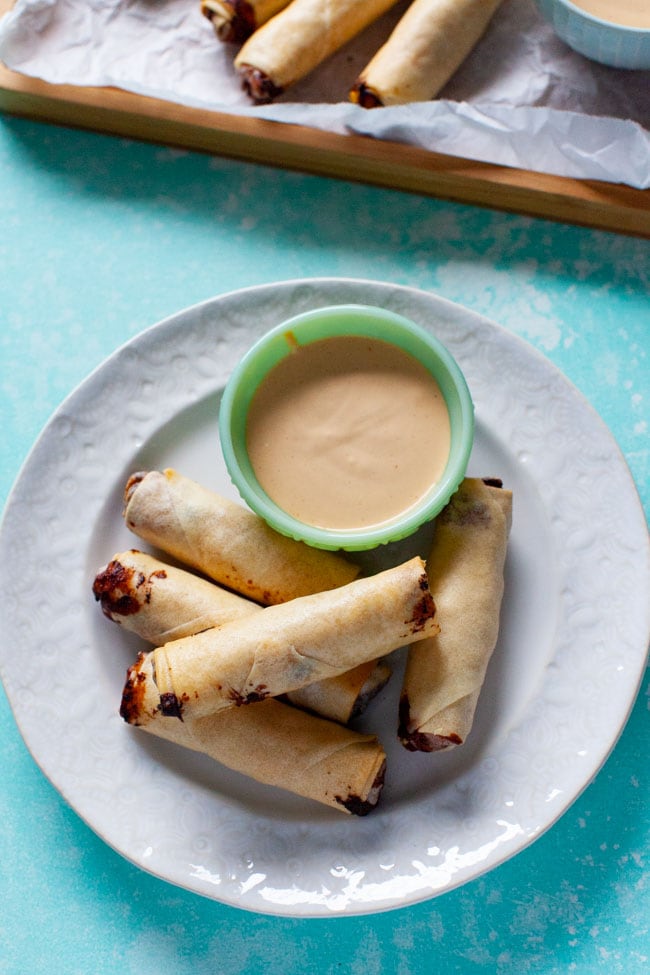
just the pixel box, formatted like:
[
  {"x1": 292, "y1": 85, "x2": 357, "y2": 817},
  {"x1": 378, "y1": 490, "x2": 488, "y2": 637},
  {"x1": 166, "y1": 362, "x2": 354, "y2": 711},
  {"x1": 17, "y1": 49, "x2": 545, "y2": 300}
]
[
  {"x1": 97, "y1": 471, "x2": 440, "y2": 814},
  {"x1": 120, "y1": 555, "x2": 437, "y2": 725},
  {"x1": 97, "y1": 466, "x2": 512, "y2": 813},
  {"x1": 93, "y1": 548, "x2": 391, "y2": 723},
  {"x1": 98, "y1": 551, "x2": 388, "y2": 814}
]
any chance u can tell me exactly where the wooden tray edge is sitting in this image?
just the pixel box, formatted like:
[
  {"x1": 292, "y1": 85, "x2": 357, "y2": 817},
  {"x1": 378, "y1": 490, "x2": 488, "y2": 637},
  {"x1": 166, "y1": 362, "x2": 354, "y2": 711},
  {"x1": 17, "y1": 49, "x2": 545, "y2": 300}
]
[{"x1": 1, "y1": 38, "x2": 648, "y2": 237}]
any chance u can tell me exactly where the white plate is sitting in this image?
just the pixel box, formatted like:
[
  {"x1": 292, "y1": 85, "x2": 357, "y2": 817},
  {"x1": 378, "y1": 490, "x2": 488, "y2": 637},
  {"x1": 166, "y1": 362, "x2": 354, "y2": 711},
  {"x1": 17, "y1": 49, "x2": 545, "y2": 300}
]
[{"x1": 1, "y1": 278, "x2": 648, "y2": 917}]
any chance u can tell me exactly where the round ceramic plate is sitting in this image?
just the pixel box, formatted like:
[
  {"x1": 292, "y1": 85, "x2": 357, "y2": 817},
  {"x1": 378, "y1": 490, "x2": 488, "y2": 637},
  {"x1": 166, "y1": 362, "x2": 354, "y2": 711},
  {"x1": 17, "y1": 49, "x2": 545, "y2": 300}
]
[{"x1": 1, "y1": 278, "x2": 648, "y2": 917}]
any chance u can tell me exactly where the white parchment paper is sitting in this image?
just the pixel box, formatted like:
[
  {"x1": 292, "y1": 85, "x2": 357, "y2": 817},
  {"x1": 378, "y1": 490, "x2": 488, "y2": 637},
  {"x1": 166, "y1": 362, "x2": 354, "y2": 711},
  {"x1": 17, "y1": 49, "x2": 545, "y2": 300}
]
[{"x1": 1, "y1": 0, "x2": 649, "y2": 187}]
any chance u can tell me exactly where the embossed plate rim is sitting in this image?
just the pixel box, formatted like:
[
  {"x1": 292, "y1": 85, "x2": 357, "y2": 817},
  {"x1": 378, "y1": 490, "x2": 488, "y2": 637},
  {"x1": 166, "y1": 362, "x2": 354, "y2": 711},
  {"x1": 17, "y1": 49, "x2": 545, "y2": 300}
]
[{"x1": 1, "y1": 278, "x2": 648, "y2": 917}]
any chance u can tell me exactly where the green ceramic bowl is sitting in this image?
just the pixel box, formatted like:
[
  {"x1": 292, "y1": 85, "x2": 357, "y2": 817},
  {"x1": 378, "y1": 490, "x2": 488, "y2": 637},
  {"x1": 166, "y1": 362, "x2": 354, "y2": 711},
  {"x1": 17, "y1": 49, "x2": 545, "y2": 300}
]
[{"x1": 219, "y1": 304, "x2": 474, "y2": 551}]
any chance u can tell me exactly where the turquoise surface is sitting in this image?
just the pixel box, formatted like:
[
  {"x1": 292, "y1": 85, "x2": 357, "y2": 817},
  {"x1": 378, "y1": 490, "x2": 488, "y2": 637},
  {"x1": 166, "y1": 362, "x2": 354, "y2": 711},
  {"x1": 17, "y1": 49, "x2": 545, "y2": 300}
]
[{"x1": 1, "y1": 116, "x2": 648, "y2": 974}]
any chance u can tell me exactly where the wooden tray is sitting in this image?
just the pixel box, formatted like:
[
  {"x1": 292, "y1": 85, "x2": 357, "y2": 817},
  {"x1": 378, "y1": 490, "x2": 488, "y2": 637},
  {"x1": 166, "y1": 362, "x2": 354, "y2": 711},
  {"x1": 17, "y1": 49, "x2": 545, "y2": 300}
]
[{"x1": 1, "y1": 0, "x2": 648, "y2": 237}]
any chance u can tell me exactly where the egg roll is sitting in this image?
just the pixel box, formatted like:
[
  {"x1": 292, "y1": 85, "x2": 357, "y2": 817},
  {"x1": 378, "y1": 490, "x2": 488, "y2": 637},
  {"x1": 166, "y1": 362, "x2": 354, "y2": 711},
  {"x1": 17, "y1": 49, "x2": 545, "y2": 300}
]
[
  {"x1": 93, "y1": 549, "x2": 259, "y2": 644},
  {"x1": 135, "y1": 692, "x2": 386, "y2": 814},
  {"x1": 350, "y1": 0, "x2": 505, "y2": 108},
  {"x1": 234, "y1": 0, "x2": 402, "y2": 103},
  {"x1": 398, "y1": 478, "x2": 512, "y2": 751},
  {"x1": 201, "y1": 0, "x2": 290, "y2": 44},
  {"x1": 93, "y1": 549, "x2": 391, "y2": 723},
  {"x1": 121, "y1": 556, "x2": 437, "y2": 726},
  {"x1": 123, "y1": 469, "x2": 359, "y2": 605}
]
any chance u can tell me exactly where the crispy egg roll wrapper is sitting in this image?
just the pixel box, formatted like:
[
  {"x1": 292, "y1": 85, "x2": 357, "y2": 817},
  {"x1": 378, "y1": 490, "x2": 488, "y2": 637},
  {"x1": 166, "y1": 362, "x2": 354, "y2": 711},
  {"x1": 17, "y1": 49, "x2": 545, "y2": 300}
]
[
  {"x1": 121, "y1": 556, "x2": 437, "y2": 725},
  {"x1": 93, "y1": 549, "x2": 258, "y2": 644},
  {"x1": 135, "y1": 688, "x2": 386, "y2": 814},
  {"x1": 234, "y1": 0, "x2": 402, "y2": 102},
  {"x1": 350, "y1": 0, "x2": 505, "y2": 107},
  {"x1": 201, "y1": 0, "x2": 290, "y2": 44},
  {"x1": 123, "y1": 469, "x2": 359, "y2": 605},
  {"x1": 398, "y1": 478, "x2": 512, "y2": 751},
  {"x1": 94, "y1": 549, "x2": 390, "y2": 722}
]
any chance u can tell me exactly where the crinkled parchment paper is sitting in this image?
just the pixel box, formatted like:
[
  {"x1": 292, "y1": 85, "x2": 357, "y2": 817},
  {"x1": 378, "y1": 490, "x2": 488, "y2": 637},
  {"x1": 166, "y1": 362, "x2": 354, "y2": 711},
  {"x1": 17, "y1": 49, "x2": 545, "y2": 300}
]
[{"x1": 1, "y1": 0, "x2": 649, "y2": 187}]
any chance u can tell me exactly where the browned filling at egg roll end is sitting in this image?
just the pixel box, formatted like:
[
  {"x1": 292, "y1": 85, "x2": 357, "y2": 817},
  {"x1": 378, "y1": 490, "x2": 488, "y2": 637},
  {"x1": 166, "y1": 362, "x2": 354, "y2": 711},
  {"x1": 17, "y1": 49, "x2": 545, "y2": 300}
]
[
  {"x1": 120, "y1": 652, "x2": 157, "y2": 726},
  {"x1": 123, "y1": 471, "x2": 147, "y2": 509},
  {"x1": 202, "y1": 0, "x2": 257, "y2": 44},
  {"x1": 397, "y1": 693, "x2": 462, "y2": 752},
  {"x1": 336, "y1": 757, "x2": 386, "y2": 815},
  {"x1": 92, "y1": 550, "x2": 180, "y2": 628},
  {"x1": 238, "y1": 64, "x2": 284, "y2": 103},
  {"x1": 120, "y1": 651, "x2": 194, "y2": 725},
  {"x1": 349, "y1": 82, "x2": 384, "y2": 109},
  {"x1": 93, "y1": 553, "x2": 151, "y2": 620}
]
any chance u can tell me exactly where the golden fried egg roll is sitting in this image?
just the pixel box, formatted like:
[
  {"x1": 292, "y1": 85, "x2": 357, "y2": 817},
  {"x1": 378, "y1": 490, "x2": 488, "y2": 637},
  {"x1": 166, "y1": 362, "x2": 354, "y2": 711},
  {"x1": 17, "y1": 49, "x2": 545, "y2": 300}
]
[
  {"x1": 94, "y1": 549, "x2": 390, "y2": 723},
  {"x1": 121, "y1": 556, "x2": 437, "y2": 726},
  {"x1": 398, "y1": 478, "x2": 512, "y2": 751},
  {"x1": 201, "y1": 0, "x2": 291, "y2": 44},
  {"x1": 93, "y1": 549, "x2": 259, "y2": 644},
  {"x1": 234, "y1": 0, "x2": 402, "y2": 103},
  {"x1": 136, "y1": 693, "x2": 386, "y2": 814},
  {"x1": 350, "y1": 0, "x2": 505, "y2": 107},
  {"x1": 123, "y1": 469, "x2": 359, "y2": 605}
]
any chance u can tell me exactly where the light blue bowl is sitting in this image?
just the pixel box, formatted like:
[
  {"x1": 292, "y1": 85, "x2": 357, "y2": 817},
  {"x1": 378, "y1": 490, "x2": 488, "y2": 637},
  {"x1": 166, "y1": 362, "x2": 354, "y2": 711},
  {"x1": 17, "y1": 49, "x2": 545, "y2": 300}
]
[
  {"x1": 219, "y1": 304, "x2": 474, "y2": 552},
  {"x1": 535, "y1": 0, "x2": 650, "y2": 69}
]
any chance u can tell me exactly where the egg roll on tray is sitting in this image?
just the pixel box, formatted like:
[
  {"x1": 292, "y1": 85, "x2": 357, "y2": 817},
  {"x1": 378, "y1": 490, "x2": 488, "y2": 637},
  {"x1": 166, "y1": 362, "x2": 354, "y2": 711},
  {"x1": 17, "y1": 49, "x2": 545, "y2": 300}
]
[
  {"x1": 123, "y1": 469, "x2": 359, "y2": 605},
  {"x1": 120, "y1": 555, "x2": 437, "y2": 726},
  {"x1": 201, "y1": 0, "x2": 290, "y2": 44},
  {"x1": 398, "y1": 478, "x2": 512, "y2": 752},
  {"x1": 234, "y1": 0, "x2": 402, "y2": 103},
  {"x1": 134, "y1": 691, "x2": 387, "y2": 815},
  {"x1": 94, "y1": 549, "x2": 391, "y2": 723},
  {"x1": 350, "y1": 0, "x2": 505, "y2": 108}
]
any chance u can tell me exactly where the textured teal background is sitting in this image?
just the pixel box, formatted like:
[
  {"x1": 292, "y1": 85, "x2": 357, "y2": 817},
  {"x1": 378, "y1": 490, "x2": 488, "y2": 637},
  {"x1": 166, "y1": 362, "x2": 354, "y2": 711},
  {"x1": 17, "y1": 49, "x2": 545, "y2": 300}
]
[{"x1": 1, "y1": 116, "x2": 648, "y2": 975}]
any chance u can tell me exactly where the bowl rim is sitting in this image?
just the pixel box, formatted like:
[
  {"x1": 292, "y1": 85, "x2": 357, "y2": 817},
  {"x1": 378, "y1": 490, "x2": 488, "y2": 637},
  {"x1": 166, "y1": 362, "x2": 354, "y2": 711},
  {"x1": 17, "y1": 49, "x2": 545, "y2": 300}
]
[
  {"x1": 540, "y1": 0, "x2": 650, "y2": 34},
  {"x1": 218, "y1": 303, "x2": 475, "y2": 551}
]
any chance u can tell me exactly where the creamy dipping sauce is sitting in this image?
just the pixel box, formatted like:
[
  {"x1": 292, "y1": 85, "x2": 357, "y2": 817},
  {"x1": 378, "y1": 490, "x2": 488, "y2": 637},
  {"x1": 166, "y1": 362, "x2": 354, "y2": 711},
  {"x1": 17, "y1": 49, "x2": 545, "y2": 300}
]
[
  {"x1": 569, "y1": 0, "x2": 650, "y2": 28},
  {"x1": 246, "y1": 335, "x2": 451, "y2": 530}
]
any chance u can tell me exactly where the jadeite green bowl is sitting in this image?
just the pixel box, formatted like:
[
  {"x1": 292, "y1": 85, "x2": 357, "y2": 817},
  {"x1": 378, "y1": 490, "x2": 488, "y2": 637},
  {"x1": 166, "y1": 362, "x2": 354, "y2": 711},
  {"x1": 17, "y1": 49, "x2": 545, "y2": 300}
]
[{"x1": 219, "y1": 304, "x2": 474, "y2": 551}]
